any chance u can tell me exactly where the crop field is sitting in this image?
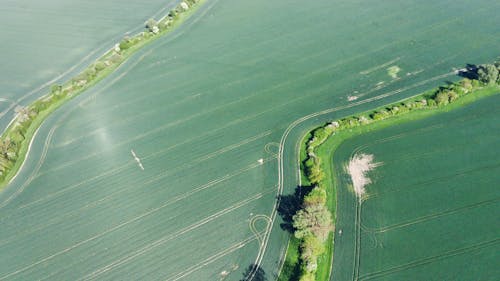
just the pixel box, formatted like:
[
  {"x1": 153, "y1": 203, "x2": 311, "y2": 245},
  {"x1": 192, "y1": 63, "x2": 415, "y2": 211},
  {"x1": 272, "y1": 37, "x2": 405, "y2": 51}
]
[
  {"x1": 0, "y1": 0, "x2": 179, "y2": 129},
  {"x1": 1, "y1": 0, "x2": 499, "y2": 280},
  {"x1": 331, "y1": 94, "x2": 500, "y2": 280}
]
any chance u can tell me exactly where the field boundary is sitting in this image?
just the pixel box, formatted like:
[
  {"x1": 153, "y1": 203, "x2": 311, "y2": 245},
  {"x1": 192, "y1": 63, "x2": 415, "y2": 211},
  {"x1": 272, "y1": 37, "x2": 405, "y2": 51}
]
[
  {"x1": 0, "y1": 0, "x2": 208, "y2": 195},
  {"x1": 277, "y1": 64, "x2": 499, "y2": 280}
]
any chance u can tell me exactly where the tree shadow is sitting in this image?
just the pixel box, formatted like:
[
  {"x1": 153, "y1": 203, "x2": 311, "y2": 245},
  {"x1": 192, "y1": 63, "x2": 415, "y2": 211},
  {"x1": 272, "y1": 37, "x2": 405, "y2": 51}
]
[
  {"x1": 240, "y1": 264, "x2": 267, "y2": 281},
  {"x1": 458, "y1": 63, "x2": 479, "y2": 80},
  {"x1": 277, "y1": 185, "x2": 313, "y2": 233}
]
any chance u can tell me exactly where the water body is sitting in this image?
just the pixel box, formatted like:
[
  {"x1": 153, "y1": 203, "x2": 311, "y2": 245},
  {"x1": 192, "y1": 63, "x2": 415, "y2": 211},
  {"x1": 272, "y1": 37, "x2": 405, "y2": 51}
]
[{"x1": 0, "y1": 0, "x2": 499, "y2": 279}]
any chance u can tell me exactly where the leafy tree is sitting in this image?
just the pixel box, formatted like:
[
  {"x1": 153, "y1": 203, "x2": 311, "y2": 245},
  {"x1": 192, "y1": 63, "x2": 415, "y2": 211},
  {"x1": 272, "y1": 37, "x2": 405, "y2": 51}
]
[
  {"x1": 168, "y1": 9, "x2": 177, "y2": 18},
  {"x1": 434, "y1": 91, "x2": 449, "y2": 106},
  {"x1": 50, "y1": 84, "x2": 62, "y2": 94},
  {"x1": 93, "y1": 61, "x2": 107, "y2": 72},
  {"x1": 306, "y1": 160, "x2": 324, "y2": 184},
  {"x1": 145, "y1": 18, "x2": 158, "y2": 33},
  {"x1": 303, "y1": 187, "x2": 327, "y2": 207},
  {"x1": 119, "y1": 36, "x2": 132, "y2": 50},
  {"x1": 14, "y1": 106, "x2": 35, "y2": 123},
  {"x1": 300, "y1": 234, "x2": 325, "y2": 272},
  {"x1": 448, "y1": 91, "x2": 459, "y2": 102},
  {"x1": 293, "y1": 204, "x2": 332, "y2": 242},
  {"x1": 371, "y1": 110, "x2": 389, "y2": 120},
  {"x1": 477, "y1": 64, "x2": 499, "y2": 84}
]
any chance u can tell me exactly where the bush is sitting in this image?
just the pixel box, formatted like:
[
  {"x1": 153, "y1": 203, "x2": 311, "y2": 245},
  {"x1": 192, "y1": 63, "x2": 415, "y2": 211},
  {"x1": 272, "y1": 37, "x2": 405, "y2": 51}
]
[
  {"x1": 145, "y1": 18, "x2": 158, "y2": 33},
  {"x1": 371, "y1": 110, "x2": 388, "y2": 120},
  {"x1": 306, "y1": 161, "x2": 324, "y2": 184},
  {"x1": 303, "y1": 187, "x2": 327, "y2": 207},
  {"x1": 168, "y1": 9, "x2": 177, "y2": 18},
  {"x1": 93, "y1": 61, "x2": 107, "y2": 72},
  {"x1": 119, "y1": 36, "x2": 132, "y2": 50},
  {"x1": 50, "y1": 84, "x2": 62, "y2": 94}
]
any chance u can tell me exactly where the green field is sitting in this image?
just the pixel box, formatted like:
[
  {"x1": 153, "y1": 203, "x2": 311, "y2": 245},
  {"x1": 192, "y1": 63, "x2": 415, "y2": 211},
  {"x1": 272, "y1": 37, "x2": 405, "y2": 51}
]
[
  {"x1": 331, "y1": 94, "x2": 500, "y2": 280},
  {"x1": 0, "y1": 0, "x2": 179, "y2": 129},
  {"x1": 1, "y1": 0, "x2": 500, "y2": 280}
]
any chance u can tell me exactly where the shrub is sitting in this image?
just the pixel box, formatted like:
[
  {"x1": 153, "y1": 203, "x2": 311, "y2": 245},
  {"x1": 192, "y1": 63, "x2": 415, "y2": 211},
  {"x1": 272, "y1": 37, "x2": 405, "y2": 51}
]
[
  {"x1": 427, "y1": 98, "x2": 437, "y2": 107},
  {"x1": 303, "y1": 187, "x2": 327, "y2": 207},
  {"x1": 119, "y1": 36, "x2": 132, "y2": 50},
  {"x1": 169, "y1": 9, "x2": 177, "y2": 18},
  {"x1": 109, "y1": 53, "x2": 123, "y2": 64},
  {"x1": 145, "y1": 18, "x2": 158, "y2": 33},
  {"x1": 93, "y1": 61, "x2": 107, "y2": 72},
  {"x1": 50, "y1": 84, "x2": 62, "y2": 94},
  {"x1": 371, "y1": 110, "x2": 389, "y2": 120},
  {"x1": 306, "y1": 161, "x2": 324, "y2": 184}
]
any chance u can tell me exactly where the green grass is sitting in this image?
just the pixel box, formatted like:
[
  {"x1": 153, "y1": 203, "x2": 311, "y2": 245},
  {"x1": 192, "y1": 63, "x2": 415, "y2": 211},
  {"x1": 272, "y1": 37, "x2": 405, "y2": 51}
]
[{"x1": 278, "y1": 236, "x2": 302, "y2": 281}]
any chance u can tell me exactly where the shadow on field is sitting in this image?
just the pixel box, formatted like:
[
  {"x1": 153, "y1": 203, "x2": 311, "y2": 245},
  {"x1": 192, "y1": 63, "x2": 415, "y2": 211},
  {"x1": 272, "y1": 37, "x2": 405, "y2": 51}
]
[
  {"x1": 240, "y1": 264, "x2": 267, "y2": 281},
  {"x1": 277, "y1": 185, "x2": 313, "y2": 233},
  {"x1": 458, "y1": 63, "x2": 479, "y2": 80}
]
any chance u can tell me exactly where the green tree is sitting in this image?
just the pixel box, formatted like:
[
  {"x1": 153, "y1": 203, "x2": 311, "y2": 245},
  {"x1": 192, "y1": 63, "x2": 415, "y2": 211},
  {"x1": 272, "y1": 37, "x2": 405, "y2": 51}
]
[
  {"x1": 448, "y1": 91, "x2": 459, "y2": 102},
  {"x1": 169, "y1": 9, "x2": 177, "y2": 18},
  {"x1": 293, "y1": 204, "x2": 332, "y2": 242},
  {"x1": 50, "y1": 84, "x2": 62, "y2": 94},
  {"x1": 477, "y1": 64, "x2": 499, "y2": 84},
  {"x1": 145, "y1": 18, "x2": 158, "y2": 33},
  {"x1": 434, "y1": 91, "x2": 449, "y2": 106},
  {"x1": 303, "y1": 187, "x2": 327, "y2": 207},
  {"x1": 306, "y1": 161, "x2": 324, "y2": 184}
]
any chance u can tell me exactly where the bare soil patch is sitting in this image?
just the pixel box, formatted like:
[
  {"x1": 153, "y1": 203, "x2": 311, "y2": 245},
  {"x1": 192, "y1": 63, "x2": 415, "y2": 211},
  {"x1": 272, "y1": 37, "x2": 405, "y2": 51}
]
[{"x1": 347, "y1": 153, "x2": 382, "y2": 197}]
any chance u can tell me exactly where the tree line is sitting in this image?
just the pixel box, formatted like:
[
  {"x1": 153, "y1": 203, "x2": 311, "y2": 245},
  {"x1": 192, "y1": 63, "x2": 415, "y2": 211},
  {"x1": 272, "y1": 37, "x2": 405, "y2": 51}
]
[
  {"x1": 0, "y1": 1, "x2": 203, "y2": 186},
  {"x1": 290, "y1": 59, "x2": 500, "y2": 281}
]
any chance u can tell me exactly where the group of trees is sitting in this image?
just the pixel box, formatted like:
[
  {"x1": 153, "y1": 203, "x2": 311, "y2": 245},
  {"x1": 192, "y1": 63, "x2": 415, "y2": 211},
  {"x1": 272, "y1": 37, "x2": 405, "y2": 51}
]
[
  {"x1": 0, "y1": 106, "x2": 36, "y2": 179},
  {"x1": 292, "y1": 188, "x2": 332, "y2": 279},
  {"x1": 0, "y1": 0, "x2": 205, "y2": 184},
  {"x1": 290, "y1": 60, "x2": 500, "y2": 280},
  {"x1": 477, "y1": 63, "x2": 500, "y2": 85},
  {"x1": 293, "y1": 125, "x2": 338, "y2": 280}
]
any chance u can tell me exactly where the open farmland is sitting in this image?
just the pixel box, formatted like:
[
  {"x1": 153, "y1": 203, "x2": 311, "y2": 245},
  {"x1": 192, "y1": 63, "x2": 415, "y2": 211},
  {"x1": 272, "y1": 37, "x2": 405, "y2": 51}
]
[
  {"x1": 0, "y1": 0, "x2": 179, "y2": 130},
  {"x1": 1, "y1": 0, "x2": 500, "y2": 280},
  {"x1": 331, "y1": 94, "x2": 500, "y2": 280}
]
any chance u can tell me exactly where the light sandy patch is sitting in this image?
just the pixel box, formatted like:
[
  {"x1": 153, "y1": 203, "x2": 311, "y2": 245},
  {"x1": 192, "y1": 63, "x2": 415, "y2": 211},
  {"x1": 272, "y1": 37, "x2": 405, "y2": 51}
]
[
  {"x1": 347, "y1": 153, "x2": 382, "y2": 198},
  {"x1": 387, "y1": 65, "x2": 401, "y2": 79}
]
